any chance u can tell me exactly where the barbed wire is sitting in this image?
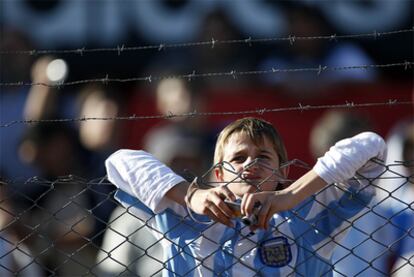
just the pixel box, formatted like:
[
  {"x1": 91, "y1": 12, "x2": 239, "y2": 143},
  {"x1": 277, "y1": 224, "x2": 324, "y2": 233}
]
[
  {"x1": 1, "y1": 99, "x2": 411, "y2": 128},
  {"x1": 1, "y1": 27, "x2": 412, "y2": 56},
  {"x1": 0, "y1": 61, "x2": 412, "y2": 88}
]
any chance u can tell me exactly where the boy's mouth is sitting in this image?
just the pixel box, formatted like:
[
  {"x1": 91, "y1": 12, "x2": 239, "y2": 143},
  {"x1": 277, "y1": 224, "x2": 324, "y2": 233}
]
[{"x1": 241, "y1": 174, "x2": 262, "y2": 181}]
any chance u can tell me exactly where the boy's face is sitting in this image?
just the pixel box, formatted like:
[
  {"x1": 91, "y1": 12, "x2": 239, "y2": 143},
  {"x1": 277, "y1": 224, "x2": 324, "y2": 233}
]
[{"x1": 215, "y1": 132, "x2": 285, "y2": 197}]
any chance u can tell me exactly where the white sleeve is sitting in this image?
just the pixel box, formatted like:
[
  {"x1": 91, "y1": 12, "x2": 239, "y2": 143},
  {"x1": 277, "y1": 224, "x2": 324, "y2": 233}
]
[
  {"x1": 105, "y1": 149, "x2": 186, "y2": 213},
  {"x1": 302, "y1": 132, "x2": 387, "y2": 260},
  {"x1": 313, "y1": 132, "x2": 387, "y2": 185}
]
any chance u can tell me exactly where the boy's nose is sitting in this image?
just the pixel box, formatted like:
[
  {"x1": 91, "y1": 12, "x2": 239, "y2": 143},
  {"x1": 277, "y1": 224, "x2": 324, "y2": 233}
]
[{"x1": 243, "y1": 157, "x2": 259, "y2": 172}]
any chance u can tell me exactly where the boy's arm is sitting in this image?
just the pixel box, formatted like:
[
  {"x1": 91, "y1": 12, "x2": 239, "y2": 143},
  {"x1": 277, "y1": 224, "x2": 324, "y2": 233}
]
[
  {"x1": 106, "y1": 149, "x2": 237, "y2": 225},
  {"x1": 241, "y1": 132, "x2": 387, "y2": 230},
  {"x1": 105, "y1": 149, "x2": 187, "y2": 213}
]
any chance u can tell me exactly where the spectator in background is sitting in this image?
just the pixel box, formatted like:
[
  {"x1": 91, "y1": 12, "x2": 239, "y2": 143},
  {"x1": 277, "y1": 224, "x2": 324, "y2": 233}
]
[
  {"x1": 75, "y1": 84, "x2": 124, "y2": 244},
  {"x1": 309, "y1": 110, "x2": 373, "y2": 159},
  {"x1": 0, "y1": 176, "x2": 43, "y2": 276},
  {"x1": 96, "y1": 130, "x2": 206, "y2": 276},
  {"x1": 377, "y1": 120, "x2": 414, "y2": 203},
  {"x1": 77, "y1": 84, "x2": 124, "y2": 176},
  {"x1": 23, "y1": 56, "x2": 121, "y2": 239},
  {"x1": 17, "y1": 124, "x2": 96, "y2": 276},
  {"x1": 258, "y1": 6, "x2": 376, "y2": 96},
  {"x1": 23, "y1": 55, "x2": 76, "y2": 123},
  {"x1": 0, "y1": 28, "x2": 37, "y2": 179},
  {"x1": 380, "y1": 122, "x2": 414, "y2": 276},
  {"x1": 310, "y1": 110, "x2": 409, "y2": 276},
  {"x1": 143, "y1": 77, "x2": 213, "y2": 174}
]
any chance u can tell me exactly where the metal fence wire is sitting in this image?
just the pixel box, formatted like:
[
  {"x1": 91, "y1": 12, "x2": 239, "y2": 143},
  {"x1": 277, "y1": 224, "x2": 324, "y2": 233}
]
[{"x1": 0, "y1": 159, "x2": 413, "y2": 276}]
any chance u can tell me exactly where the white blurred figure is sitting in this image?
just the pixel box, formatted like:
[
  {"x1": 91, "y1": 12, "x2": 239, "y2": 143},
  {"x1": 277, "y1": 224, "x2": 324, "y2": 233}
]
[
  {"x1": 384, "y1": 122, "x2": 414, "y2": 277},
  {"x1": 377, "y1": 120, "x2": 414, "y2": 204},
  {"x1": 94, "y1": 204, "x2": 164, "y2": 276},
  {"x1": 310, "y1": 110, "x2": 403, "y2": 276}
]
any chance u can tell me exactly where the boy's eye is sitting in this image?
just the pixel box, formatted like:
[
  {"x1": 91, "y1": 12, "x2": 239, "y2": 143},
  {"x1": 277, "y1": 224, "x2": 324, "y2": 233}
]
[
  {"x1": 231, "y1": 156, "x2": 245, "y2": 163},
  {"x1": 258, "y1": 155, "x2": 271, "y2": 160}
]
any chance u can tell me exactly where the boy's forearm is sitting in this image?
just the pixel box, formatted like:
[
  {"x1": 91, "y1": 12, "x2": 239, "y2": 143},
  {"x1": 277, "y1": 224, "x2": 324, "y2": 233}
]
[
  {"x1": 284, "y1": 169, "x2": 328, "y2": 207},
  {"x1": 165, "y1": 181, "x2": 190, "y2": 207}
]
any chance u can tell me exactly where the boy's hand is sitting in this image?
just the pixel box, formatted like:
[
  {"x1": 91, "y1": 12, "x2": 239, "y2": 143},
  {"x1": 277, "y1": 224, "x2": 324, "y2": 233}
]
[
  {"x1": 189, "y1": 186, "x2": 237, "y2": 227},
  {"x1": 240, "y1": 170, "x2": 327, "y2": 230},
  {"x1": 240, "y1": 191, "x2": 294, "y2": 230}
]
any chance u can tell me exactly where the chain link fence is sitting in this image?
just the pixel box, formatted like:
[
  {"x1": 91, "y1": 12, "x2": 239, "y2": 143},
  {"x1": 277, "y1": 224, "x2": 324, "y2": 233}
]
[{"x1": 0, "y1": 159, "x2": 413, "y2": 276}]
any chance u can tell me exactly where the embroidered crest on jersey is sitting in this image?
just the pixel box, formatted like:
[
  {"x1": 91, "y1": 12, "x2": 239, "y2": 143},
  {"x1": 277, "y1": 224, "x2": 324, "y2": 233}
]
[{"x1": 259, "y1": 237, "x2": 292, "y2": 267}]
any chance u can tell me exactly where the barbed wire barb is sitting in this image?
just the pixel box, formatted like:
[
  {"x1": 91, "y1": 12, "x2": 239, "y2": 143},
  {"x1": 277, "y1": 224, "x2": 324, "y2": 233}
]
[{"x1": 117, "y1": 44, "x2": 125, "y2": 56}]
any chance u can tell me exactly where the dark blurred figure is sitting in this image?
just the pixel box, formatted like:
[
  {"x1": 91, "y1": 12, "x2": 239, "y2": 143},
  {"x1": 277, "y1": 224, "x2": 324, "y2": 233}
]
[
  {"x1": 258, "y1": 6, "x2": 376, "y2": 96},
  {"x1": 19, "y1": 124, "x2": 86, "y2": 178},
  {"x1": 0, "y1": 175, "x2": 43, "y2": 276},
  {"x1": 0, "y1": 28, "x2": 37, "y2": 179},
  {"x1": 16, "y1": 124, "x2": 97, "y2": 275}
]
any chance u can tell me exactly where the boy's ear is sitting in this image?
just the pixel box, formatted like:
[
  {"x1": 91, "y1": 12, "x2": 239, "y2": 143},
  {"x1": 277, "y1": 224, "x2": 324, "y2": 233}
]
[{"x1": 214, "y1": 167, "x2": 223, "y2": 181}]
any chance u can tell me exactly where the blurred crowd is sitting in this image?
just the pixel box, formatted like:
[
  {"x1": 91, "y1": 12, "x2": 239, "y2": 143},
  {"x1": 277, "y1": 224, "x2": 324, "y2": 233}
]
[{"x1": 0, "y1": 6, "x2": 413, "y2": 276}]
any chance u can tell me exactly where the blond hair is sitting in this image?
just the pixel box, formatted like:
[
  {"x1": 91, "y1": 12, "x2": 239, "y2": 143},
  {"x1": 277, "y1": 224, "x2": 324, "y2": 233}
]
[{"x1": 214, "y1": 117, "x2": 288, "y2": 166}]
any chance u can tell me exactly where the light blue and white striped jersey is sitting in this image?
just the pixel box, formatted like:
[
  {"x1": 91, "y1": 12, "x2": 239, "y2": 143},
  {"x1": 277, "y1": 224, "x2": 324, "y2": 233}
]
[{"x1": 106, "y1": 132, "x2": 387, "y2": 277}]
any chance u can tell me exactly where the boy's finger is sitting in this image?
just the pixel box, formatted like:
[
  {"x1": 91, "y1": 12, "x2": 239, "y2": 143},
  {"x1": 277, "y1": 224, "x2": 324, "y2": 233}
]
[
  {"x1": 207, "y1": 203, "x2": 234, "y2": 227},
  {"x1": 257, "y1": 202, "x2": 270, "y2": 229},
  {"x1": 264, "y1": 210, "x2": 274, "y2": 230},
  {"x1": 241, "y1": 193, "x2": 253, "y2": 216},
  {"x1": 213, "y1": 198, "x2": 235, "y2": 218},
  {"x1": 220, "y1": 185, "x2": 236, "y2": 201}
]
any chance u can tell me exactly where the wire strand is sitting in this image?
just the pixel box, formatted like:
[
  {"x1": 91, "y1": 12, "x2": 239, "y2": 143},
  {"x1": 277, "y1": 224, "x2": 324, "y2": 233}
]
[
  {"x1": 0, "y1": 27, "x2": 412, "y2": 56},
  {"x1": 1, "y1": 100, "x2": 411, "y2": 128},
  {"x1": 1, "y1": 61, "x2": 412, "y2": 88}
]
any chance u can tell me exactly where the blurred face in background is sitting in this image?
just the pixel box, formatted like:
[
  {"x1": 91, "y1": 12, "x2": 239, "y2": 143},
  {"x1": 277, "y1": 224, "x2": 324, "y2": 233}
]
[
  {"x1": 79, "y1": 88, "x2": 119, "y2": 151},
  {"x1": 156, "y1": 78, "x2": 192, "y2": 120}
]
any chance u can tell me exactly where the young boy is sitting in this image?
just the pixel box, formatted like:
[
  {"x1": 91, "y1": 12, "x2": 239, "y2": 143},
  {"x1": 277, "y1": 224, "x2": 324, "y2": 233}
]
[{"x1": 105, "y1": 117, "x2": 386, "y2": 276}]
